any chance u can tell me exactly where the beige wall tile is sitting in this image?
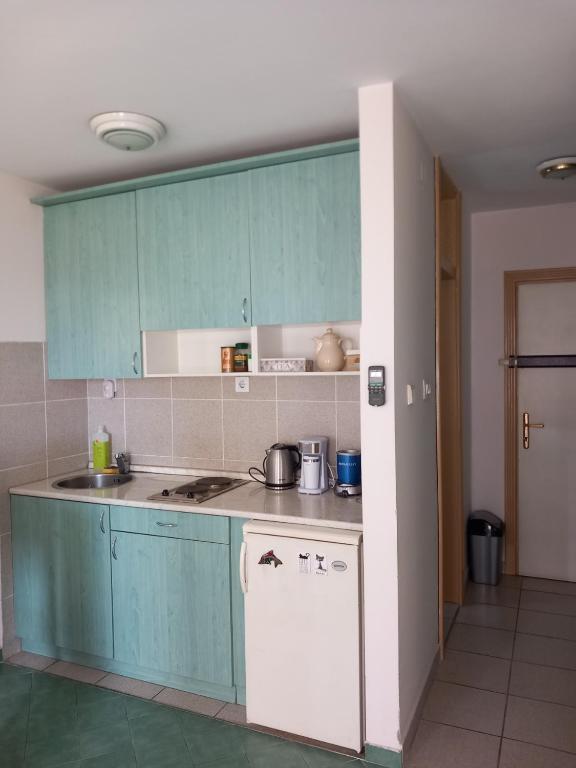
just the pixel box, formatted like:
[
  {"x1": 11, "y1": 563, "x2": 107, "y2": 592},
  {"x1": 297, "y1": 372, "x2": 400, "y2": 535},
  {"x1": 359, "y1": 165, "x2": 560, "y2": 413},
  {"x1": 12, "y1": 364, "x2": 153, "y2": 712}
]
[
  {"x1": 48, "y1": 454, "x2": 88, "y2": 477},
  {"x1": 223, "y1": 401, "x2": 277, "y2": 462},
  {"x1": 222, "y1": 376, "x2": 275, "y2": 401},
  {"x1": 336, "y1": 402, "x2": 361, "y2": 451},
  {"x1": 88, "y1": 397, "x2": 125, "y2": 458},
  {"x1": 130, "y1": 454, "x2": 172, "y2": 467},
  {"x1": 0, "y1": 342, "x2": 44, "y2": 405},
  {"x1": 223, "y1": 460, "x2": 260, "y2": 473},
  {"x1": 335, "y1": 375, "x2": 360, "y2": 402},
  {"x1": 278, "y1": 401, "x2": 337, "y2": 463},
  {"x1": 125, "y1": 398, "x2": 171, "y2": 457},
  {"x1": 45, "y1": 660, "x2": 106, "y2": 684},
  {"x1": 0, "y1": 403, "x2": 46, "y2": 470},
  {"x1": 87, "y1": 379, "x2": 125, "y2": 398},
  {"x1": 47, "y1": 399, "x2": 88, "y2": 460},
  {"x1": 172, "y1": 458, "x2": 224, "y2": 471},
  {"x1": 172, "y1": 376, "x2": 222, "y2": 399},
  {"x1": 277, "y1": 375, "x2": 335, "y2": 401},
  {"x1": 0, "y1": 463, "x2": 46, "y2": 534},
  {"x1": 173, "y1": 399, "x2": 223, "y2": 459},
  {"x1": 1, "y1": 533, "x2": 13, "y2": 598},
  {"x1": 7, "y1": 651, "x2": 55, "y2": 671},
  {"x1": 124, "y1": 378, "x2": 171, "y2": 398}
]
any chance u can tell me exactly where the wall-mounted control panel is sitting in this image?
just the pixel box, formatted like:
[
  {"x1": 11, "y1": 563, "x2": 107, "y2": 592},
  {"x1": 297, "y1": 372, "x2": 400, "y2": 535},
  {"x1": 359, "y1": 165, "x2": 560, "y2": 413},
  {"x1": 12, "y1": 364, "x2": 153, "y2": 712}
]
[{"x1": 368, "y1": 365, "x2": 385, "y2": 406}]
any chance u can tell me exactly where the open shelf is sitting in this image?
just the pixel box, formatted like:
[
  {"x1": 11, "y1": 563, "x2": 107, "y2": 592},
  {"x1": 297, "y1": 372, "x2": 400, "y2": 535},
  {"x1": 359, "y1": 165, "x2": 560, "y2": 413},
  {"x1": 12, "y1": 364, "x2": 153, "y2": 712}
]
[{"x1": 143, "y1": 321, "x2": 360, "y2": 377}]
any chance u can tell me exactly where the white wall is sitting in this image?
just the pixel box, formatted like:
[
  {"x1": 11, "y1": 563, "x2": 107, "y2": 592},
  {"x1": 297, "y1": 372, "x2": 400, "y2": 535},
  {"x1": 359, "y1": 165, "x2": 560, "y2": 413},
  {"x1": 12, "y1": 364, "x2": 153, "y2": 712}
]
[
  {"x1": 470, "y1": 202, "x2": 576, "y2": 521},
  {"x1": 359, "y1": 82, "x2": 401, "y2": 753},
  {"x1": 393, "y1": 94, "x2": 438, "y2": 740},
  {"x1": 359, "y1": 83, "x2": 438, "y2": 754},
  {"x1": 0, "y1": 171, "x2": 52, "y2": 341}
]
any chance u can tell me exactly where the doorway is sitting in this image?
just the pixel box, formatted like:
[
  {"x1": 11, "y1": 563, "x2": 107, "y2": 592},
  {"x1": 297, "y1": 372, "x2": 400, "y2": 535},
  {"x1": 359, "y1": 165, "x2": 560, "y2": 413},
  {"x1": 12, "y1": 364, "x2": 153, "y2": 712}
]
[
  {"x1": 435, "y1": 160, "x2": 465, "y2": 651},
  {"x1": 504, "y1": 267, "x2": 576, "y2": 579}
]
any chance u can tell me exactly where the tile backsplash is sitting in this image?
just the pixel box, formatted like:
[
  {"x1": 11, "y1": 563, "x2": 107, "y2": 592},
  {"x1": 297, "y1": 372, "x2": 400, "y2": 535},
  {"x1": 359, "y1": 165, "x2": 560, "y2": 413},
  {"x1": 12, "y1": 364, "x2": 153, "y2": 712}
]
[
  {"x1": 88, "y1": 375, "x2": 361, "y2": 471},
  {"x1": 0, "y1": 342, "x2": 88, "y2": 655}
]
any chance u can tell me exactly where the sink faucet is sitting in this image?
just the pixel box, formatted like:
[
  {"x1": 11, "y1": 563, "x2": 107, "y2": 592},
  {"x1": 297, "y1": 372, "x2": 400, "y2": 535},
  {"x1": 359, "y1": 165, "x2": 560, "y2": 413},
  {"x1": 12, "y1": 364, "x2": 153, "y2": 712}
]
[{"x1": 115, "y1": 452, "x2": 131, "y2": 474}]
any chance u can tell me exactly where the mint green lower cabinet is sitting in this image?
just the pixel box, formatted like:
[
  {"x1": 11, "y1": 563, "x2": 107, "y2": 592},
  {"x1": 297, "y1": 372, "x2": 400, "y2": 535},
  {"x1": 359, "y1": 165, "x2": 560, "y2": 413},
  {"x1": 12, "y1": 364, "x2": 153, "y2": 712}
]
[
  {"x1": 111, "y1": 531, "x2": 233, "y2": 689},
  {"x1": 11, "y1": 496, "x2": 113, "y2": 658}
]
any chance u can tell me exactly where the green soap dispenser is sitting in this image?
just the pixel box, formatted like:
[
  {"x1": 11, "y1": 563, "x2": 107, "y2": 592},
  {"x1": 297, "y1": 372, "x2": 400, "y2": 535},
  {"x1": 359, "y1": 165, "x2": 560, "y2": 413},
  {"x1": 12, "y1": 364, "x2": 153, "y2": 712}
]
[{"x1": 93, "y1": 424, "x2": 111, "y2": 470}]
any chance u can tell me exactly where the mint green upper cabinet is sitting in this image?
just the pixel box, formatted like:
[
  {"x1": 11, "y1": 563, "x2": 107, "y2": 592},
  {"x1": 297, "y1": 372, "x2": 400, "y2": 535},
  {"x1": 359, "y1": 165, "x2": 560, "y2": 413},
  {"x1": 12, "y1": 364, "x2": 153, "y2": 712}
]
[
  {"x1": 111, "y1": 531, "x2": 233, "y2": 687},
  {"x1": 248, "y1": 152, "x2": 361, "y2": 326},
  {"x1": 12, "y1": 496, "x2": 113, "y2": 658},
  {"x1": 136, "y1": 173, "x2": 251, "y2": 330},
  {"x1": 44, "y1": 193, "x2": 142, "y2": 379}
]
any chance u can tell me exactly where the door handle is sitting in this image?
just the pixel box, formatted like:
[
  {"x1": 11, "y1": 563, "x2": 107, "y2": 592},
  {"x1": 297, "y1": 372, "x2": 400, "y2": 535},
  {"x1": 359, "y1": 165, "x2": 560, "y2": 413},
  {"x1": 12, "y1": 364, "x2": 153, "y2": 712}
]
[
  {"x1": 239, "y1": 541, "x2": 247, "y2": 594},
  {"x1": 112, "y1": 536, "x2": 118, "y2": 560},
  {"x1": 99, "y1": 509, "x2": 106, "y2": 534},
  {"x1": 132, "y1": 352, "x2": 139, "y2": 375},
  {"x1": 522, "y1": 411, "x2": 545, "y2": 449},
  {"x1": 241, "y1": 297, "x2": 248, "y2": 324},
  {"x1": 156, "y1": 521, "x2": 177, "y2": 528}
]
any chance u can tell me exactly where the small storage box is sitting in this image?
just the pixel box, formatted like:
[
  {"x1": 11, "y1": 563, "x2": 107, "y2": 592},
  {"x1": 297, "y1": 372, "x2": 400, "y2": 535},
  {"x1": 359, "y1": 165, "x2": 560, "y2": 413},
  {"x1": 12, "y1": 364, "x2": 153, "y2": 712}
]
[{"x1": 259, "y1": 357, "x2": 313, "y2": 373}]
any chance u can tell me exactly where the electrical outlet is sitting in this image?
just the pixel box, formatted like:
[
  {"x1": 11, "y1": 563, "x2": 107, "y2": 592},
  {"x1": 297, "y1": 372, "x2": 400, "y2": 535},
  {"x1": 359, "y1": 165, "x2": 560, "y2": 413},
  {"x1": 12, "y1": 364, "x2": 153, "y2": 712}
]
[
  {"x1": 103, "y1": 379, "x2": 117, "y2": 399},
  {"x1": 235, "y1": 376, "x2": 250, "y2": 393}
]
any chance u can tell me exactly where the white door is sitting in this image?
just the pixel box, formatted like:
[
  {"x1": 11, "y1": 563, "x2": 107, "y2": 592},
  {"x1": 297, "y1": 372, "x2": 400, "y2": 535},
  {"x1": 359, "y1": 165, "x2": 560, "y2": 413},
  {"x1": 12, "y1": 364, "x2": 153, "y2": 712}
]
[{"x1": 518, "y1": 280, "x2": 576, "y2": 580}]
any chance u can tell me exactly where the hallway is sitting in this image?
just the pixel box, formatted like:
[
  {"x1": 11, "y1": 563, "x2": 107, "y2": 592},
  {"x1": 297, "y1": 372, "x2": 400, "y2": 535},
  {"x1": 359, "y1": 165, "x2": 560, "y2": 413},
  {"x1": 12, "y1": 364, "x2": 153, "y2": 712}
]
[{"x1": 406, "y1": 575, "x2": 576, "y2": 767}]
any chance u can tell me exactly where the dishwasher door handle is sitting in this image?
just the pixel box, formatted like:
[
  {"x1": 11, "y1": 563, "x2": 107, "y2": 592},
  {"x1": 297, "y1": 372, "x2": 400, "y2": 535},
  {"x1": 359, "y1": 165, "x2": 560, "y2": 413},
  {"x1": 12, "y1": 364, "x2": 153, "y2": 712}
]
[{"x1": 239, "y1": 541, "x2": 247, "y2": 594}]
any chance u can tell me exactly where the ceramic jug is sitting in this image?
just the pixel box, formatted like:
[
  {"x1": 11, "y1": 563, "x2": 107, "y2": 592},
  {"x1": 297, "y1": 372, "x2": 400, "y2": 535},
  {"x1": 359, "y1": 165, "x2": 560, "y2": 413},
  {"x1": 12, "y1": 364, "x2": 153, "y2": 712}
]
[{"x1": 314, "y1": 328, "x2": 345, "y2": 372}]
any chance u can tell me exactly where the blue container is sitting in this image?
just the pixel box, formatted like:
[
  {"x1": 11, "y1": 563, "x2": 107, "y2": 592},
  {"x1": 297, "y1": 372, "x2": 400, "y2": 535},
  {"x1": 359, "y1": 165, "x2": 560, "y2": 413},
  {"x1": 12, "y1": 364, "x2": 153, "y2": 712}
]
[{"x1": 337, "y1": 450, "x2": 361, "y2": 486}]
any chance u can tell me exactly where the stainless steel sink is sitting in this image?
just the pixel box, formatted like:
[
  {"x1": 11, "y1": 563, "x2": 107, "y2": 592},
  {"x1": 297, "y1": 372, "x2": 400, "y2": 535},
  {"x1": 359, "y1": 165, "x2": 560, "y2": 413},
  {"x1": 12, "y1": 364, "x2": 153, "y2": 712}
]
[{"x1": 53, "y1": 474, "x2": 133, "y2": 490}]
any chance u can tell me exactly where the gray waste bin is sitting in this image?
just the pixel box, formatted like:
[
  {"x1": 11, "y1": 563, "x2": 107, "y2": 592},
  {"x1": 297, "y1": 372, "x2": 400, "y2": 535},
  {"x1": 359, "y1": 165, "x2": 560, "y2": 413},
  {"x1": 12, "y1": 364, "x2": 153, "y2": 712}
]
[{"x1": 468, "y1": 511, "x2": 504, "y2": 586}]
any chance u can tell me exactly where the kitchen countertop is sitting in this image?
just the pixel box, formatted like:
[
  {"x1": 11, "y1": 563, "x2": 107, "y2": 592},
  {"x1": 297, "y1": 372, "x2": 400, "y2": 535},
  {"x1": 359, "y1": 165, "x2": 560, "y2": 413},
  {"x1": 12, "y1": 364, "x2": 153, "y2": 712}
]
[{"x1": 10, "y1": 471, "x2": 362, "y2": 531}]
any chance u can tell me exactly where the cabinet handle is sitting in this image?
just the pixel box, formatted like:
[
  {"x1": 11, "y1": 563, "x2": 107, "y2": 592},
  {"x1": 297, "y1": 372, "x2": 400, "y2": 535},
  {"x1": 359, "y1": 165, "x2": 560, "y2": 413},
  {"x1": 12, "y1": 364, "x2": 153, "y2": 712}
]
[
  {"x1": 112, "y1": 536, "x2": 118, "y2": 560},
  {"x1": 241, "y1": 297, "x2": 248, "y2": 324},
  {"x1": 99, "y1": 509, "x2": 106, "y2": 534},
  {"x1": 156, "y1": 521, "x2": 177, "y2": 528},
  {"x1": 132, "y1": 352, "x2": 139, "y2": 375},
  {"x1": 239, "y1": 541, "x2": 247, "y2": 594}
]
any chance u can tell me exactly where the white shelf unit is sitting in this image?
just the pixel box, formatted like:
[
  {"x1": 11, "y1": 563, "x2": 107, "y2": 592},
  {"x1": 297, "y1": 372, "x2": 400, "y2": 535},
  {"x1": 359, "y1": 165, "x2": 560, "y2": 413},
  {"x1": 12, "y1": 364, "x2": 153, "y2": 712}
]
[{"x1": 142, "y1": 321, "x2": 360, "y2": 377}]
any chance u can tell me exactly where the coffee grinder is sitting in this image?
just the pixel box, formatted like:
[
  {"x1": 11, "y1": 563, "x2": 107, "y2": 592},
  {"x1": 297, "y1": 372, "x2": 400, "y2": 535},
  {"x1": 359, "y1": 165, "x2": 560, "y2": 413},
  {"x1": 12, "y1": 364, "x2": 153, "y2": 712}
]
[
  {"x1": 297, "y1": 437, "x2": 329, "y2": 494},
  {"x1": 334, "y1": 449, "x2": 362, "y2": 497}
]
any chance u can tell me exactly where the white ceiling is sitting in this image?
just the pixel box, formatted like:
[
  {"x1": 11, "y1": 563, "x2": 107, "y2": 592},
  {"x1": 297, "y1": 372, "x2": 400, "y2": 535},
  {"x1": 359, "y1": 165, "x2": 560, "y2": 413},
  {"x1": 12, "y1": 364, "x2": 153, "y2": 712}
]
[{"x1": 2, "y1": 0, "x2": 576, "y2": 210}]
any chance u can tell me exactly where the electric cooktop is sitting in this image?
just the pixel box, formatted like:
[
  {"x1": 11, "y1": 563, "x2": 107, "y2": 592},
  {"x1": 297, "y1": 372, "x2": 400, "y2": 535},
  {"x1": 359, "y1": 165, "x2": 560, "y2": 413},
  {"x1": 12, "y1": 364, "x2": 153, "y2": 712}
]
[{"x1": 148, "y1": 476, "x2": 248, "y2": 505}]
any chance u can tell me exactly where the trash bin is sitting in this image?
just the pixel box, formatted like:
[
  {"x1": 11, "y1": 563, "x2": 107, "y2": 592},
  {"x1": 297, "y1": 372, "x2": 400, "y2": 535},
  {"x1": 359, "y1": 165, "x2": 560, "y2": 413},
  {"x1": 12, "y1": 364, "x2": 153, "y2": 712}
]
[{"x1": 468, "y1": 511, "x2": 504, "y2": 586}]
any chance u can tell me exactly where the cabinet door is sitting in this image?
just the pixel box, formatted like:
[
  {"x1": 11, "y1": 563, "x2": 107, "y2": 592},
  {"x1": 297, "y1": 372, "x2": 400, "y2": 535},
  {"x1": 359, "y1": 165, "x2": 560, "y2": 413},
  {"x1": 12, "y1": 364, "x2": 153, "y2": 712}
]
[
  {"x1": 249, "y1": 152, "x2": 361, "y2": 325},
  {"x1": 12, "y1": 496, "x2": 112, "y2": 658},
  {"x1": 112, "y1": 531, "x2": 233, "y2": 686},
  {"x1": 137, "y1": 174, "x2": 251, "y2": 330},
  {"x1": 44, "y1": 193, "x2": 141, "y2": 379}
]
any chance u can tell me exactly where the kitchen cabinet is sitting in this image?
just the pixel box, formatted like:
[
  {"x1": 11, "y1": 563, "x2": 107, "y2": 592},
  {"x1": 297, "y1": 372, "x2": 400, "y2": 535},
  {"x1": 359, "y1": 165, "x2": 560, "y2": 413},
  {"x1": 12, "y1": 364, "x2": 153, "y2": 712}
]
[
  {"x1": 111, "y1": 530, "x2": 233, "y2": 689},
  {"x1": 44, "y1": 192, "x2": 142, "y2": 379},
  {"x1": 136, "y1": 173, "x2": 251, "y2": 331},
  {"x1": 248, "y1": 152, "x2": 361, "y2": 326},
  {"x1": 11, "y1": 496, "x2": 113, "y2": 658}
]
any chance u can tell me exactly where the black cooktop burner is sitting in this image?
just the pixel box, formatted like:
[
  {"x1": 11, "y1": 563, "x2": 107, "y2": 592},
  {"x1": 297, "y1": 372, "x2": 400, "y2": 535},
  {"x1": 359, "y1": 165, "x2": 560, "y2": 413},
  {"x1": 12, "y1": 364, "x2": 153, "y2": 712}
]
[{"x1": 148, "y1": 475, "x2": 248, "y2": 505}]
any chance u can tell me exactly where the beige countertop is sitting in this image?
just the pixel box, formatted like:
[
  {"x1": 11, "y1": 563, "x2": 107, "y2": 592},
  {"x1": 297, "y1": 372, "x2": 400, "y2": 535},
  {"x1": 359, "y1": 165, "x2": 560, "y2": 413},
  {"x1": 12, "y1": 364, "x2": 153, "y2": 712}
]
[{"x1": 10, "y1": 471, "x2": 362, "y2": 531}]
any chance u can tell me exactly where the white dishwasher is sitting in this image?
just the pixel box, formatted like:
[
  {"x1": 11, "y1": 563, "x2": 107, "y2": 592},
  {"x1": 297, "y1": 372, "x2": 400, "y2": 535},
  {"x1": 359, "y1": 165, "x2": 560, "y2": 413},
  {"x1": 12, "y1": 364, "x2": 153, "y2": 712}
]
[{"x1": 241, "y1": 520, "x2": 363, "y2": 752}]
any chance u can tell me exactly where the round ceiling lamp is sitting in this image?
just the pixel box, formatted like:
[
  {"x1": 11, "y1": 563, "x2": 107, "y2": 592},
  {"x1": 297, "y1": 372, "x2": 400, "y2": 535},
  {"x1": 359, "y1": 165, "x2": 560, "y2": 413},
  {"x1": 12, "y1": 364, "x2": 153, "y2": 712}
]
[
  {"x1": 89, "y1": 112, "x2": 166, "y2": 151},
  {"x1": 536, "y1": 157, "x2": 576, "y2": 180}
]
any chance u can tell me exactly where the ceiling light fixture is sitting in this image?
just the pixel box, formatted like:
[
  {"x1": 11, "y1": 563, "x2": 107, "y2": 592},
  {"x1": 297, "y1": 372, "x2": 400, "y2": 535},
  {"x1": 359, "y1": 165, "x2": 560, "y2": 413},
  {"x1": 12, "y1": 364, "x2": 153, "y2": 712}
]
[
  {"x1": 89, "y1": 111, "x2": 166, "y2": 151},
  {"x1": 536, "y1": 157, "x2": 576, "y2": 180}
]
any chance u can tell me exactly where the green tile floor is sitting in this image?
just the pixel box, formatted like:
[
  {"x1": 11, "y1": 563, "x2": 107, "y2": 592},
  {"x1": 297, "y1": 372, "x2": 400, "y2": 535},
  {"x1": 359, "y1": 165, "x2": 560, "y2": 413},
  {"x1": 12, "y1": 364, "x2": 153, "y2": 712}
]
[{"x1": 0, "y1": 662, "x2": 374, "y2": 768}]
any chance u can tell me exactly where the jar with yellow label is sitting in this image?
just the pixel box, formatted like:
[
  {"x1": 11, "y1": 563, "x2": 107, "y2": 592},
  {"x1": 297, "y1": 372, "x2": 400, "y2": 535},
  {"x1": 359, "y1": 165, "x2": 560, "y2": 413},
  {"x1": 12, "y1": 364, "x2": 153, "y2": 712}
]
[{"x1": 234, "y1": 343, "x2": 250, "y2": 373}]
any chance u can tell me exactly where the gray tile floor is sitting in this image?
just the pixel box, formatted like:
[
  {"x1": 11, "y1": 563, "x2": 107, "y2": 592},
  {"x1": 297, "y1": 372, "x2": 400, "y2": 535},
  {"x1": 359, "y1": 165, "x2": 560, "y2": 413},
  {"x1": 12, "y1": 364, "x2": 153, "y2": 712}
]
[{"x1": 406, "y1": 575, "x2": 576, "y2": 767}]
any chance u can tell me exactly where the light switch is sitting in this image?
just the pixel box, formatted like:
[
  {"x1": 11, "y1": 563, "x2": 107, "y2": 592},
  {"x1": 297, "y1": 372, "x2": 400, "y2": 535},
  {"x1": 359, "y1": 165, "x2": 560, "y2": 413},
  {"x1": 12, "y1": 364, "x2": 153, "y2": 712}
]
[
  {"x1": 235, "y1": 376, "x2": 250, "y2": 393},
  {"x1": 406, "y1": 384, "x2": 414, "y2": 406},
  {"x1": 422, "y1": 380, "x2": 432, "y2": 400}
]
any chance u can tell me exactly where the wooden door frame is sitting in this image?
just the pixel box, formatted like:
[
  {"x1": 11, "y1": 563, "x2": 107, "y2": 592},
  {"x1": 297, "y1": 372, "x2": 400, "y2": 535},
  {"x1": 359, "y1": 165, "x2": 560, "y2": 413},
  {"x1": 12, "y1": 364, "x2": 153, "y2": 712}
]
[
  {"x1": 435, "y1": 159, "x2": 465, "y2": 654},
  {"x1": 504, "y1": 266, "x2": 576, "y2": 574}
]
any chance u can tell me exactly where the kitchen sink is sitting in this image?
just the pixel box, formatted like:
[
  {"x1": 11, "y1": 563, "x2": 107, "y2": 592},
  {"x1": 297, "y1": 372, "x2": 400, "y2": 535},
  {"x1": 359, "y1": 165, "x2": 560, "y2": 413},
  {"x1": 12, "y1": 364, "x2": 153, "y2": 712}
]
[{"x1": 53, "y1": 473, "x2": 133, "y2": 490}]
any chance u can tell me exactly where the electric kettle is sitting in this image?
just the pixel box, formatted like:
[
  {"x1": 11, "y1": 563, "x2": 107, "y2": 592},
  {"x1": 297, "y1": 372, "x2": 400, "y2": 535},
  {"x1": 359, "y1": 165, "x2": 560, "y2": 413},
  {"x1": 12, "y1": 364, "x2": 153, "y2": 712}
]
[{"x1": 249, "y1": 443, "x2": 301, "y2": 489}]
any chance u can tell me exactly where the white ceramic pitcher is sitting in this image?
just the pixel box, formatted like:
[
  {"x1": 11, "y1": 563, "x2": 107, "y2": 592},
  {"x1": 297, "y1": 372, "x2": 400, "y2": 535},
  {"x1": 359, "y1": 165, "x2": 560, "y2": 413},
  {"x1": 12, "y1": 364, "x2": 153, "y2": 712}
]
[{"x1": 314, "y1": 328, "x2": 345, "y2": 372}]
